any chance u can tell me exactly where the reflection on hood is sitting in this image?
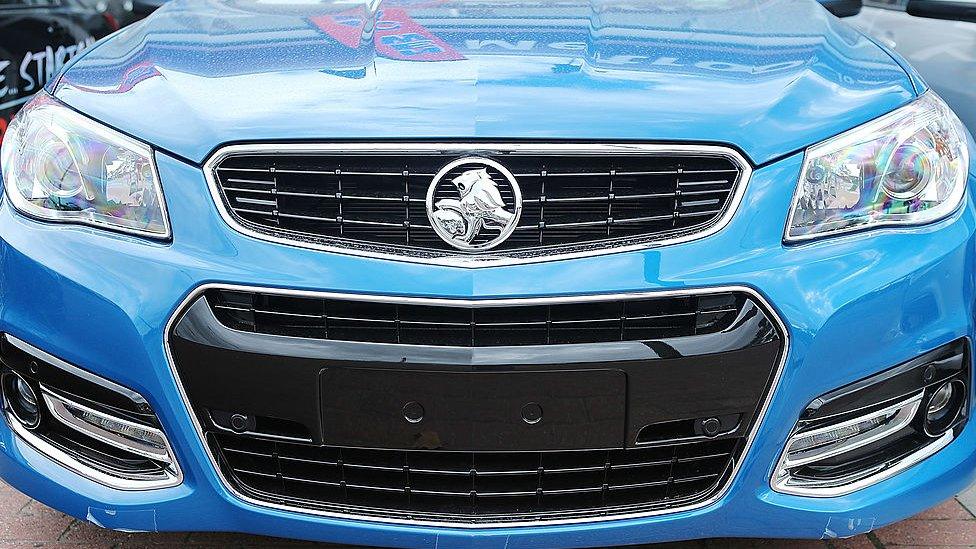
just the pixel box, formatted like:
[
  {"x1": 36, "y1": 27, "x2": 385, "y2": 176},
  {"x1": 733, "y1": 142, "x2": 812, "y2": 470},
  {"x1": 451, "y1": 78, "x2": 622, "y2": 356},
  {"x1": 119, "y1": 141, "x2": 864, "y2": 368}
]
[{"x1": 54, "y1": 0, "x2": 917, "y2": 164}]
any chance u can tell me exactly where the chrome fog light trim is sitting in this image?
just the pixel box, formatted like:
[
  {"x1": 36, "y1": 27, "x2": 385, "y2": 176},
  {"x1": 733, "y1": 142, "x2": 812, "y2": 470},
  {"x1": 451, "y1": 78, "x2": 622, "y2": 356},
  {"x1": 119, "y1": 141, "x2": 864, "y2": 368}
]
[
  {"x1": 41, "y1": 388, "x2": 174, "y2": 464},
  {"x1": 774, "y1": 430, "x2": 954, "y2": 497},
  {"x1": 1, "y1": 334, "x2": 182, "y2": 491},
  {"x1": 780, "y1": 393, "x2": 922, "y2": 469},
  {"x1": 772, "y1": 392, "x2": 937, "y2": 496},
  {"x1": 5, "y1": 415, "x2": 182, "y2": 490},
  {"x1": 4, "y1": 335, "x2": 149, "y2": 406},
  {"x1": 772, "y1": 340, "x2": 969, "y2": 498}
]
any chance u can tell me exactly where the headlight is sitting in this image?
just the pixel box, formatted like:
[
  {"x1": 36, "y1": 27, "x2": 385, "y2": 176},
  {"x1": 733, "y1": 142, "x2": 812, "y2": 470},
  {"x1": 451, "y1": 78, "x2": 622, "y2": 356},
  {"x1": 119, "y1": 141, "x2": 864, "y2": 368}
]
[
  {"x1": 0, "y1": 94, "x2": 169, "y2": 238},
  {"x1": 786, "y1": 93, "x2": 969, "y2": 242}
]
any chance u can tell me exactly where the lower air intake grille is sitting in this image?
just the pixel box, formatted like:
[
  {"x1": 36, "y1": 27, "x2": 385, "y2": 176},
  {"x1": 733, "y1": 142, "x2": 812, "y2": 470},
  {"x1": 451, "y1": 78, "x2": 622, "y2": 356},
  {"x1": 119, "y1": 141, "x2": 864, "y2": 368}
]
[
  {"x1": 211, "y1": 433, "x2": 740, "y2": 523},
  {"x1": 206, "y1": 289, "x2": 746, "y2": 347},
  {"x1": 0, "y1": 334, "x2": 181, "y2": 489},
  {"x1": 170, "y1": 287, "x2": 786, "y2": 524}
]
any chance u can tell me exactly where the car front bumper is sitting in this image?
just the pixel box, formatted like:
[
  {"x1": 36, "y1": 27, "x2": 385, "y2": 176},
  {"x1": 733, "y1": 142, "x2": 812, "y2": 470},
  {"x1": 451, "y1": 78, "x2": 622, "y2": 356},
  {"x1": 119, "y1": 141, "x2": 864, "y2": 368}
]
[{"x1": 0, "y1": 149, "x2": 975, "y2": 548}]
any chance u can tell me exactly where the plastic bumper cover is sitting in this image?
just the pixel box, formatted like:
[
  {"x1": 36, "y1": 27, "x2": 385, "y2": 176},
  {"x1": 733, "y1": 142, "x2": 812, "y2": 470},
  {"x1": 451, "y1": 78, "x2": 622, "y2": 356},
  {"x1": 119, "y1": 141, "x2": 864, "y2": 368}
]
[{"x1": 0, "y1": 150, "x2": 974, "y2": 547}]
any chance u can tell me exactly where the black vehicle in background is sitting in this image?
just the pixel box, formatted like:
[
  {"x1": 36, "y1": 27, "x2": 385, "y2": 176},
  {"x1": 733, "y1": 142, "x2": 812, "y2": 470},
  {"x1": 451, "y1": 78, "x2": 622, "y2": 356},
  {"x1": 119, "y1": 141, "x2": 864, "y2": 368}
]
[
  {"x1": 131, "y1": 0, "x2": 163, "y2": 19},
  {"x1": 71, "y1": 0, "x2": 167, "y2": 29},
  {"x1": 1, "y1": 0, "x2": 117, "y2": 143},
  {"x1": 851, "y1": 0, "x2": 976, "y2": 131},
  {"x1": 71, "y1": 0, "x2": 138, "y2": 28}
]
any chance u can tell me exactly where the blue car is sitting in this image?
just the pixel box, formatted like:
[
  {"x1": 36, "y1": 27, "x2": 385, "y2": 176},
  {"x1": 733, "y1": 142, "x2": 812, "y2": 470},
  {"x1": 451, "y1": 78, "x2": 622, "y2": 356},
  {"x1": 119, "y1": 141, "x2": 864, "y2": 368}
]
[{"x1": 0, "y1": 0, "x2": 973, "y2": 547}]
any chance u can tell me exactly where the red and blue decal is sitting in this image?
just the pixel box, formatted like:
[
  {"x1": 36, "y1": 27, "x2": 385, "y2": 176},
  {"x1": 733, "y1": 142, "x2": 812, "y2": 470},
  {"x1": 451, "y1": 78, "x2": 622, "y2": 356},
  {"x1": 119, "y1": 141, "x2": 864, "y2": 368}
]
[{"x1": 310, "y1": 8, "x2": 464, "y2": 62}]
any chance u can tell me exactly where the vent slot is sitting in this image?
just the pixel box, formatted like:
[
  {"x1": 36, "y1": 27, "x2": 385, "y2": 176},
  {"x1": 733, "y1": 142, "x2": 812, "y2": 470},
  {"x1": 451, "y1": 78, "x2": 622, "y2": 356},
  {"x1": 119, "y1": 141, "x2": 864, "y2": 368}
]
[{"x1": 207, "y1": 290, "x2": 746, "y2": 347}]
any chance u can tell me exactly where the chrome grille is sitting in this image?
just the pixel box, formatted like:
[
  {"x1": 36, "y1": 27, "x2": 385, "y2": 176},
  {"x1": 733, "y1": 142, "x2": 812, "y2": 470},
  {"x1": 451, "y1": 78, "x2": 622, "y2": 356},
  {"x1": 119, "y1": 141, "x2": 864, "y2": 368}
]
[
  {"x1": 206, "y1": 289, "x2": 747, "y2": 346},
  {"x1": 211, "y1": 433, "x2": 739, "y2": 523},
  {"x1": 209, "y1": 144, "x2": 746, "y2": 257}
]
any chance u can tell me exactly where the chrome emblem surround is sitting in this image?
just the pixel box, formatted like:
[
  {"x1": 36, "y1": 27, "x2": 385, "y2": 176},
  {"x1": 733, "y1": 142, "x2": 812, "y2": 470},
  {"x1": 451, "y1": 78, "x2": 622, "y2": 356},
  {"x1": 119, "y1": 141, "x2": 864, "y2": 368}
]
[{"x1": 425, "y1": 157, "x2": 523, "y2": 251}]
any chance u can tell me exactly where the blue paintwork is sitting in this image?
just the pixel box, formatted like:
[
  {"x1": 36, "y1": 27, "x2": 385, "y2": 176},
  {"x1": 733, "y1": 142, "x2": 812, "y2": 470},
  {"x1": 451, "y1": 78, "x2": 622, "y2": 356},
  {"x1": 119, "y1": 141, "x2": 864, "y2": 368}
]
[
  {"x1": 0, "y1": 145, "x2": 974, "y2": 547},
  {"x1": 1, "y1": 0, "x2": 976, "y2": 546},
  {"x1": 51, "y1": 0, "x2": 917, "y2": 165}
]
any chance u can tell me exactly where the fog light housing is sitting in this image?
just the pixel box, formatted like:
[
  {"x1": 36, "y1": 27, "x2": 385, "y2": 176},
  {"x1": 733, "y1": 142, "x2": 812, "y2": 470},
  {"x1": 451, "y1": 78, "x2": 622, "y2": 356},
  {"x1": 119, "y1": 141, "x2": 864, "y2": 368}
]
[
  {"x1": 2, "y1": 373, "x2": 41, "y2": 430},
  {"x1": 924, "y1": 379, "x2": 966, "y2": 436},
  {"x1": 0, "y1": 334, "x2": 181, "y2": 489},
  {"x1": 773, "y1": 339, "x2": 969, "y2": 497},
  {"x1": 40, "y1": 389, "x2": 171, "y2": 461}
]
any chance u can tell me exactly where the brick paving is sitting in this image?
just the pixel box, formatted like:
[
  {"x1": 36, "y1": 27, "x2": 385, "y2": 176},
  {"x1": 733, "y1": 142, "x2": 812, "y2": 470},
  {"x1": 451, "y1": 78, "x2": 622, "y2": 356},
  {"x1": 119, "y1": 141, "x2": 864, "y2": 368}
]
[{"x1": 0, "y1": 480, "x2": 971, "y2": 548}]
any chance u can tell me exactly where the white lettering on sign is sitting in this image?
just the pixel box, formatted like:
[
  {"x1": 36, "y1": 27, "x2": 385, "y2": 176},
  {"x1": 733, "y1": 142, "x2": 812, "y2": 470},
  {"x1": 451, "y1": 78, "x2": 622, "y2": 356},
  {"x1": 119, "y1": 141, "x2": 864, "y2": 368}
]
[
  {"x1": 0, "y1": 60, "x2": 9, "y2": 96},
  {"x1": 2, "y1": 38, "x2": 94, "y2": 99}
]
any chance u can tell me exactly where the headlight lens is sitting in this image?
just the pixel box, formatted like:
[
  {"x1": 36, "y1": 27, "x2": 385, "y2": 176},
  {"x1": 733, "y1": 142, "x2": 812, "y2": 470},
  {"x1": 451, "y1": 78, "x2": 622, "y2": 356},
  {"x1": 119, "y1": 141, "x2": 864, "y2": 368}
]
[
  {"x1": 0, "y1": 94, "x2": 169, "y2": 238},
  {"x1": 786, "y1": 93, "x2": 969, "y2": 241}
]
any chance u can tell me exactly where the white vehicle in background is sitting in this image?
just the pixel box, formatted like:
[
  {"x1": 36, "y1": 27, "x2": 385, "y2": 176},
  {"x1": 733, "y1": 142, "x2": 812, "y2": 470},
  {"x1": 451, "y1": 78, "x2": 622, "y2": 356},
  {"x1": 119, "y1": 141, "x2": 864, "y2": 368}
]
[{"x1": 851, "y1": 0, "x2": 976, "y2": 130}]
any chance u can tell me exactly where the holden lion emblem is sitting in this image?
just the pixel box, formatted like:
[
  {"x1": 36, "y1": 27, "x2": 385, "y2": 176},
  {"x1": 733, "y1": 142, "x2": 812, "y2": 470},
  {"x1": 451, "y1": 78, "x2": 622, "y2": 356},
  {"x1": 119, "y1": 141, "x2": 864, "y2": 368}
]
[{"x1": 426, "y1": 157, "x2": 522, "y2": 251}]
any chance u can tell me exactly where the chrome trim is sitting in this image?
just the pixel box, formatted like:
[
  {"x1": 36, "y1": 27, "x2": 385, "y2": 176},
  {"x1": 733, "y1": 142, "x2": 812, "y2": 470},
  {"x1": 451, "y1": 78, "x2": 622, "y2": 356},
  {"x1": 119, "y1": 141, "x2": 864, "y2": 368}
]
[
  {"x1": 1, "y1": 335, "x2": 183, "y2": 491},
  {"x1": 4, "y1": 334, "x2": 148, "y2": 406},
  {"x1": 5, "y1": 414, "x2": 182, "y2": 490},
  {"x1": 425, "y1": 157, "x2": 523, "y2": 251},
  {"x1": 202, "y1": 143, "x2": 753, "y2": 268},
  {"x1": 772, "y1": 391, "x2": 953, "y2": 497},
  {"x1": 163, "y1": 282, "x2": 789, "y2": 528},
  {"x1": 41, "y1": 387, "x2": 174, "y2": 463},
  {"x1": 773, "y1": 432, "x2": 954, "y2": 498},
  {"x1": 780, "y1": 393, "x2": 922, "y2": 469}
]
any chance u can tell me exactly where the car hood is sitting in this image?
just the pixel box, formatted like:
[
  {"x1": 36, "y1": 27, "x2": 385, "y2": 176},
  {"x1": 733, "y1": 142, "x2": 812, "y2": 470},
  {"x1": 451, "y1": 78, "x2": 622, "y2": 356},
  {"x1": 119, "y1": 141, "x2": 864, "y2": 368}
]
[{"x1": 53, "y1": 0, "x2": 917, "y2": 166}]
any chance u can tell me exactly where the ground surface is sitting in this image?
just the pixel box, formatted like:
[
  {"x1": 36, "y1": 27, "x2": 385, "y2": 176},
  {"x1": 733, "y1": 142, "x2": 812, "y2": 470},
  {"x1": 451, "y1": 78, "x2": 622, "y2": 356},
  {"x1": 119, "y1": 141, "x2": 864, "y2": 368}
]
[{"x1": 2, "y1": 481, "x2": 976, "y2": 548}]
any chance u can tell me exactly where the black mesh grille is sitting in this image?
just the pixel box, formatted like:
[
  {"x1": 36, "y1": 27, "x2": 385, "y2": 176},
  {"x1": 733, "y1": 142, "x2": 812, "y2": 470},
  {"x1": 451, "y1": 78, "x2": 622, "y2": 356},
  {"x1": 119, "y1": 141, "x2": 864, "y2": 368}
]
[
  {"x1": 211, "y1": 432, "x2": 740, "y2": 523},
  {"x1": 212, "y1": 149, "x2": 743, "y2": 254},
  {"x1": 207, "y1": 289, "x2": 745, "y2": 346}
]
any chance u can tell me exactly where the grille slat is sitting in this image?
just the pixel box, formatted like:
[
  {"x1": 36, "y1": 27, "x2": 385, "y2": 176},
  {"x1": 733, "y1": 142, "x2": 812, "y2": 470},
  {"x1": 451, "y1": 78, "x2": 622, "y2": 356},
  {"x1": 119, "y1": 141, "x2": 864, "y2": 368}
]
[
  {"x1": 213, "y1": 150, "x2": 742, "y2": 255},
  {"x1": 277, "y1": 212, "x2": 337, "y2": 223},
  {"x1": 680, "y1": 209, "x2": 723, "y2": 218},
  {"x1": 212, "y1": 433, "x2": 740, "y2": 522},
  {"x1": 223, "y1": 187, "x2": 273, "y2": 195},
  {"x1": 207, "y1": 290, "x2": 745, "y2": 346},
  {"x1": 677, "y1": 179, "x2": 732, "y2": 187},
  {"x1": 224, "y1": 177, "x2": 276, "y2": 185}
]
